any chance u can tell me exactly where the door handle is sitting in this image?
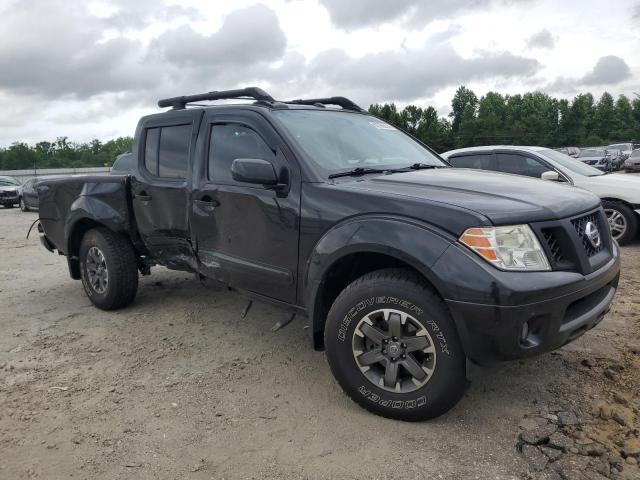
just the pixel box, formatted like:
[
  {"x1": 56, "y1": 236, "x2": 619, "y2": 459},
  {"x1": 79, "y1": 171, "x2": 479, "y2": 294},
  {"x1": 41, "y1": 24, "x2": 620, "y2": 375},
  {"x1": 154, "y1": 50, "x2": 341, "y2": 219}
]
[
  {"x1": 194, "y1": 198, "x2": 220, "y2": 211},
  {"x1": 135, "y1": 194, "x2": 152, "y2": 201}
]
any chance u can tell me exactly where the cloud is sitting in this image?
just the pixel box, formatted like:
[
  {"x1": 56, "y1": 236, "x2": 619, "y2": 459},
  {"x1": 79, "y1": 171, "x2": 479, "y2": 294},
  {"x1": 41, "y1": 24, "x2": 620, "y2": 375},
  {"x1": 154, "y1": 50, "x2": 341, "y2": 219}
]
[
  {"x1": 299, "y1": 44, "x2": 539, "y2": 104},
  {"x1": 527, "y1": 29, "x2": 555, "y2": 49},
  {"x1": 318, "y1": 0, "x2": 533, "y2": 29},
  {"x1": 0, "y1": 1, "x2": 287, "y2": 102},
  {"x1": 581, "y1": 55, "x2": 632, "y2": 85},
  {"x1": 545, "y1": 55, "x2": 632, "y2": 93},
  {"x1": 152, "y1": 5, "x2": 286, "y2": 67},
  {"x1": 0, "y1": 0, "x2": 160, "y2": 98}
]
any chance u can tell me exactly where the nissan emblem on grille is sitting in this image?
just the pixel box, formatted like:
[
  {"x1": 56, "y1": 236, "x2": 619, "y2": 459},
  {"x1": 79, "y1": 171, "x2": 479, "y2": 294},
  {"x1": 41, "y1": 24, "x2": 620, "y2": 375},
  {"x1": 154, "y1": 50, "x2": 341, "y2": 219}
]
[{"x1": 584, "y1": 221, "x2": 601, "y2": 249}]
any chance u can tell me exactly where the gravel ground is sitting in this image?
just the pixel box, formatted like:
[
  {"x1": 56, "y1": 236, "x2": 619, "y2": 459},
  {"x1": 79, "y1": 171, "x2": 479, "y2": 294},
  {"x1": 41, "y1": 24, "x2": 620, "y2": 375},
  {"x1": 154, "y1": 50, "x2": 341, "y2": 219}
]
[{"x1": 0, "y1": 207, "x2": 638, "y2": 480}]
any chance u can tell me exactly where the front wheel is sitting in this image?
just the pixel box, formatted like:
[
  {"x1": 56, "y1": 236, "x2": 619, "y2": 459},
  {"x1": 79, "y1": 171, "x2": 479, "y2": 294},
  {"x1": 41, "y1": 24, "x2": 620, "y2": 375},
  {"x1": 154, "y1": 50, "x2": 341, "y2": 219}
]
[
  {"x1": 603, "y1": 200, "x2": 638, "y2": 245},
  {"x1": 79, "y1": 227, "x2": 139, "y2": 310},
  {"x1": 324, "y1": 268, "x2": 468, "y2": 421}
]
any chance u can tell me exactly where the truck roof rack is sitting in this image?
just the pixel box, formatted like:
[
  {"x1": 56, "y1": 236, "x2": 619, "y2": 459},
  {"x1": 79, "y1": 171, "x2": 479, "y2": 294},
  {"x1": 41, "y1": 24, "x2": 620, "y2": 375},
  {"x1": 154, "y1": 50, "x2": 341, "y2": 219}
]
[
  {"x1": 157, "y1": 88, "x2": 364, "y2": 112},
  {"x1": 286, "y1": 96, "x2": 364, "y2": 112},
  {"x1": 158, "y1": 87, "x2": 276, "y2": 110}
]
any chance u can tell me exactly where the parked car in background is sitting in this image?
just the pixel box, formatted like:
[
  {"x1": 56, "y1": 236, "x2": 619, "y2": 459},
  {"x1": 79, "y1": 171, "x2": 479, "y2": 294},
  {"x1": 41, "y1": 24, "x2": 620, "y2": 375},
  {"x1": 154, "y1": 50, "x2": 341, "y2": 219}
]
[
  {"x1": 577, "y1": 148, "x2": 612, "y2": 171},
  {"x1": 624, "y1": 149, "x2": 640, "y2": 172},
  {"x1": 442, "y1": 146, "x2": 640, "y2": 244},
  {"x1": 605, "y1": 149, "x2": 626, "y2": 170},
  {"x1": 110, "y1": 152, "x2": 134, "y2": 175},
  {"x1": 555, "y1": 146, "x2": 580, "y2": 157},
  {"x1": 18, "y1": 177, "x2": 41, "y2": 211},
  {"x1": 607, "y1": 143, "x2": 634, "y2": 161},
  {"x1": 0, "y1": 175, "x2": 21, "y2": 208}
]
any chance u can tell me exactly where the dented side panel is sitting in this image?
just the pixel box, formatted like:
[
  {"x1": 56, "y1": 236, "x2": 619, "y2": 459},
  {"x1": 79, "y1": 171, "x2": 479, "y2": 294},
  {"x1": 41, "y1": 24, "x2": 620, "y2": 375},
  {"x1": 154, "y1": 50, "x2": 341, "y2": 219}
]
[{"x1": 37, "y1": 176, "x2": 132, "y2": 255}]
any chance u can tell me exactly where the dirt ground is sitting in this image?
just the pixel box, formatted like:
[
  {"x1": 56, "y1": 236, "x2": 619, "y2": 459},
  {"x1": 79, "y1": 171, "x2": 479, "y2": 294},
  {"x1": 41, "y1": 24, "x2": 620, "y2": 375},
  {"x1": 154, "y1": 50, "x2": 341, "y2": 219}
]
[{"x1": 0, "y1": 208, "x2": 638, "y2": 480}]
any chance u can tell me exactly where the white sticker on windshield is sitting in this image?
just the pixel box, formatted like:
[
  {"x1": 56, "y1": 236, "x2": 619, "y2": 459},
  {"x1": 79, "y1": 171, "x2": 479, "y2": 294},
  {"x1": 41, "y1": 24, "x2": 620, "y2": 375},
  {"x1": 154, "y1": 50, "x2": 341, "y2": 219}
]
[{"x1": 369, "y1": 121, "x2": 397, "y2": 131}]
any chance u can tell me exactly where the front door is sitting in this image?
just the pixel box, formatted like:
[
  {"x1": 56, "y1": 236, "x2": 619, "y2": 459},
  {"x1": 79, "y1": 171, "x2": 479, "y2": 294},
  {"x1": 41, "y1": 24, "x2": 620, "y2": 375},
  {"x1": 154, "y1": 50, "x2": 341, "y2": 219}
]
[
  {"x1": 131, "y1": 109, "x2": 203, "y2": 269},
  {"x1": 190, "y1": 110, "x2": 301, "y2": 303}
]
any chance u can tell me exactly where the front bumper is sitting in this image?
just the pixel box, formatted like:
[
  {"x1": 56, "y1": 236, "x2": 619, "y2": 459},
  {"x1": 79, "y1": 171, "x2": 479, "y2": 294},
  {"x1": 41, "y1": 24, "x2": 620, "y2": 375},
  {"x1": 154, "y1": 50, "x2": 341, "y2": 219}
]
[
  {"x1": 432, "y1": 241, "x2": 620, "y2": 365},
  {"x1": 1, "y1": 194, "x2": 18, "y2": 204}
]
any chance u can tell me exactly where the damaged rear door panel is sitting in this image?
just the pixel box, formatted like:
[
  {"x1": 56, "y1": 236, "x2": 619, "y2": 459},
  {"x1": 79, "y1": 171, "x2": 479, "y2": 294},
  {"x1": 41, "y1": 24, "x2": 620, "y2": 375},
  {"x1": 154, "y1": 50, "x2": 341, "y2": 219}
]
[{"x1": 129, "y1": 109, "x2": 203, "y2": 271}]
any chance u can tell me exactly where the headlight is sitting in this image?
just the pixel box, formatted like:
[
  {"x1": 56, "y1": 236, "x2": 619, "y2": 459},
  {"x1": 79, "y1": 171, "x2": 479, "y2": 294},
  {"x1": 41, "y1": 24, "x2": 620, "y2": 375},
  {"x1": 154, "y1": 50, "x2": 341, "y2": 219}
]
[{"x1": 459, "y1": 225, "x2": 551, "y2": 271}]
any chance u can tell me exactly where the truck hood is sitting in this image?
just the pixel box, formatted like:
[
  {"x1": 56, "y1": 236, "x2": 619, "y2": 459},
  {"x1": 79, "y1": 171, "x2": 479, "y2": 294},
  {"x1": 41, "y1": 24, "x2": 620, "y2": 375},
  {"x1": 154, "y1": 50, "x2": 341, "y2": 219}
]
[
  {"x1": 0, "y1": 185, "x2": 19, "y2": 192},
  {"x1": 340, "y1": 168, "x2": 600, "y2": 224},
  {"x1": 574, "y1": 173, "x2": 640, "y2": 204}
]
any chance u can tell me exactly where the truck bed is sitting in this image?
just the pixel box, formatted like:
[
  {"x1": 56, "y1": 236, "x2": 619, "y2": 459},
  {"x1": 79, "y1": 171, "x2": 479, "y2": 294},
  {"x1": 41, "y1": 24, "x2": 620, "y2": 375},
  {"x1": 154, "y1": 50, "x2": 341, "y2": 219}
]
[{"x1": 37, "y1": 175, "x2": 132, "y2": 255}]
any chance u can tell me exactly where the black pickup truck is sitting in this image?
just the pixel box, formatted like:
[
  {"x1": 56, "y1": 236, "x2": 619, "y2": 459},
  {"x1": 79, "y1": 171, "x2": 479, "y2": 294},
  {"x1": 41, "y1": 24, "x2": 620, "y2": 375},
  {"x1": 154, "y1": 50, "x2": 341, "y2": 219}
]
[{"x1": 37, "y1": 87, "x2": 620, "y2": 421}]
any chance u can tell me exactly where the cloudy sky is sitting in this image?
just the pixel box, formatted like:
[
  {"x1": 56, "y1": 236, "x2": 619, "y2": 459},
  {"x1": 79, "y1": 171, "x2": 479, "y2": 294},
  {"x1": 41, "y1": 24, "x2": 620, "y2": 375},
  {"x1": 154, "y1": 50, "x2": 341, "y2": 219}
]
[{"x1": 0, "y1": 0, "x2": 639, "y2": 146}]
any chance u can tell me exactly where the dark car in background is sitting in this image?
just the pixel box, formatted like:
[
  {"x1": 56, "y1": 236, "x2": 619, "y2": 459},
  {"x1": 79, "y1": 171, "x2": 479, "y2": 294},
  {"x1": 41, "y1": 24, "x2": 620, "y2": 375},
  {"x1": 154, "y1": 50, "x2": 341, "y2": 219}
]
[
  {"x1": 18, "y1": 177, "x2": 40, "y2": 211},
  {"x1": 0, "y1": 175, "x2": 21, "y2": 208},
  {"x1": 605, "y1": 149, "x2": 626, "y2": 170},
  {"x1": 110, "y1": 152, "x2": 134, "y2": 175}
]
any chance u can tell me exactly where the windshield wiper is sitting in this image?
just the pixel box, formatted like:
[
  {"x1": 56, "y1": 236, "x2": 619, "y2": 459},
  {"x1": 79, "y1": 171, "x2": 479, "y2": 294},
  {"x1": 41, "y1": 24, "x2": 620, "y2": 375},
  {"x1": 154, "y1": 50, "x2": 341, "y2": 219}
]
[
  {"x1": 328, "y1": 167, "x2": 388, "y2": 179},
  {"x1": 327, "y1": 164, "x2": 444, "y2": 179},
  {"x1": 407, "y1": 163, "x2": 444, "y2": 170}
]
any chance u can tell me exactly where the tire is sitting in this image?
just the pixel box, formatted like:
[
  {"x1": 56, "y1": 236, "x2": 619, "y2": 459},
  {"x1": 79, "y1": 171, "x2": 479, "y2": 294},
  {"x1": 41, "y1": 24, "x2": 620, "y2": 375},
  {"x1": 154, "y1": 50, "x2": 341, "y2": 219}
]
[
  {"x1": 324, "y1": 268, "x2": 468, "y2": 421},
  {"x1": 79, "y1": 227, "x2": 139, "y2": 310},
  {"x1": 19, "y1": 197, "x2": 29, "y2": 212},
  {"x1": 602, "y1": 200, "x2": 638, "y2": 246},
  {"x1": 4, "y1": 203, "x2": 14, "y2": 208}
]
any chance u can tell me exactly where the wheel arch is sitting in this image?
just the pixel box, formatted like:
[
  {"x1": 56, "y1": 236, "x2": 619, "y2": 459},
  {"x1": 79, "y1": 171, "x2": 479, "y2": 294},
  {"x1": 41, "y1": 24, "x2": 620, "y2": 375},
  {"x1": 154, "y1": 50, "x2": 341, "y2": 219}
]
[{"x1": 303, "y1": 216, "x2": 454, "y2": 350}]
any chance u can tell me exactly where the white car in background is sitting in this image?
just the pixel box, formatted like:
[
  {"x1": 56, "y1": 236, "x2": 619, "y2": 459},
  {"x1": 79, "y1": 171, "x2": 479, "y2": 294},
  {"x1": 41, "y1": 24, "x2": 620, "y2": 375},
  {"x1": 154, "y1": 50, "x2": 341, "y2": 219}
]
[{"x1": 442, "y1": 146, "x2": 640, "y2": 244}]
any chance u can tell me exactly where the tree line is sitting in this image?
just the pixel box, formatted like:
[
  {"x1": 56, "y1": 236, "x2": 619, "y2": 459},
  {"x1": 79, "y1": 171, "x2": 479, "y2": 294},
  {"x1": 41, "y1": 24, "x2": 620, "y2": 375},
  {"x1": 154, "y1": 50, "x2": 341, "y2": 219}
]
[
  {"x1": 1, "y1": 87, "x2": 639, "y2": 170},
  {"x1": 369, "y1": 87, "x2": 640, "y2": 153},
  {"x1": 0, "y1": 136, "x2": 133, "y2": 171}
]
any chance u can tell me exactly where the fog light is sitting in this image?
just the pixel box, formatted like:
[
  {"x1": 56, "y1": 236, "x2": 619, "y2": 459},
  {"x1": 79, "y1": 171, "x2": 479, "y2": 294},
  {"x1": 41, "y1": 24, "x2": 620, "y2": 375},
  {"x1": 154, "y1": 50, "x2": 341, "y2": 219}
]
[{"x1": 520, "y1": 321, "x2": 530, "y2": 343}]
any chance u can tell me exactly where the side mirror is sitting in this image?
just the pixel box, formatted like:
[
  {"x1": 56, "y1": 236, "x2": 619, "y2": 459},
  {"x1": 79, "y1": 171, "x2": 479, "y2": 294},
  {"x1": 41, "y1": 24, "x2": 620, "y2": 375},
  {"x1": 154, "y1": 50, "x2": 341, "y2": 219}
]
[
  {"x1": 541, "y1": 171, "x2": 560, "y2": 182},
  {"x1": 231, "y1": 158, "x2": 278, "y2": 185}
]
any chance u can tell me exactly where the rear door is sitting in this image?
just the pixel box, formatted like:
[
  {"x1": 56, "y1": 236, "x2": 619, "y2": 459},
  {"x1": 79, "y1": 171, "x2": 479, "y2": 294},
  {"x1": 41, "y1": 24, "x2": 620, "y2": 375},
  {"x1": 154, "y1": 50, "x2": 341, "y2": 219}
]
[
  {"x1": 190, "y1": 109, "x2": 301, "y2": 303},
  {"x1": 131, "y1": 110, "x2": 203, "y2": 268}
]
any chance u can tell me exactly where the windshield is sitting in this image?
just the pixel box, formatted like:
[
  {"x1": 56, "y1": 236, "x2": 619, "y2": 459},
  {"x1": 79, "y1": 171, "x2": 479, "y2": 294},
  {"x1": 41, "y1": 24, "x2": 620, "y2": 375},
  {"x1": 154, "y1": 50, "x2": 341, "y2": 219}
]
[
  {"x1": 631, "y1": 150, "x2": 640, "y2": 158},
  {"x1": 578, "y1": 149, "x2": 605, "y2": 158},
  {"x1": 538, "y1": 149, "x2": 604, "y2": 177},
  {"x1": 274, "y1": 110, "x2": 446, "y2": 173},
  {"x1": 0, "y1": 176, "x2": 20, "y2": 186},
  {"x1": 608, "y1": 143, "x2": 631, "y2": 151}
]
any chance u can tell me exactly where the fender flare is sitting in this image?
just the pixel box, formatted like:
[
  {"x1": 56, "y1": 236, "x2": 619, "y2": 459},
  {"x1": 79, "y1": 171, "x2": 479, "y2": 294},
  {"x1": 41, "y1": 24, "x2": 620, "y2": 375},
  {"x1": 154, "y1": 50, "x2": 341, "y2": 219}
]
[{"x1": 303, "y1": 215, "x2": 455, "y2": 348}]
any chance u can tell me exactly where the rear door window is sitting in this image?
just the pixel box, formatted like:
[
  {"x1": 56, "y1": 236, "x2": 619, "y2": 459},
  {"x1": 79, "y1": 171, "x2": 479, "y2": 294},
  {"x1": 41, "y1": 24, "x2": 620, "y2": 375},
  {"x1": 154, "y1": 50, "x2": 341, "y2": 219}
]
[
  {"x1": 495, "y1": 153, "x2": 550, "y2": 178},
  {"x1": 448, "y1": 153, "x2": 494, "y2": 170},
  {"x1": 158, "y1": 124, "x2": 191, "y2": 178},
  {"x1": 144, "y1": 128, "x2": 160, "y2": 175},
  {"x1": 144, "y1": 124, "x2": 191, "y2": 179}
]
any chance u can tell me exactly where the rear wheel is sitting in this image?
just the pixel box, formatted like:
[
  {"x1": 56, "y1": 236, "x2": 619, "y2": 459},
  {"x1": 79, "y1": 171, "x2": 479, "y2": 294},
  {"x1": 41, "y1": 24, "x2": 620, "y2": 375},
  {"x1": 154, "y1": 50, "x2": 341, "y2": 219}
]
[
  {"x1": 324, "y1": 268, "x2": 468, "y2": 421},
  {"x1": 603, "y1": 200, "x2": 638, "y2": 245},
  {"x1": 79, "y1": 227, "x2": 138, "y2": 310}
]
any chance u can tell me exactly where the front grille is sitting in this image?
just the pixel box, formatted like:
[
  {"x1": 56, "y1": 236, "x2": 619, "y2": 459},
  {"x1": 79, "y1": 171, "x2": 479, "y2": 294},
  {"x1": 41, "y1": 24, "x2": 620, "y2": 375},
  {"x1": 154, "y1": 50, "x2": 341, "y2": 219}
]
[
  {"x1": 571, "y1": 213, "x2": 604, "y2": 257},
  {"x1": 542, "y1": 229, "x2": 564, "y2": 263}
]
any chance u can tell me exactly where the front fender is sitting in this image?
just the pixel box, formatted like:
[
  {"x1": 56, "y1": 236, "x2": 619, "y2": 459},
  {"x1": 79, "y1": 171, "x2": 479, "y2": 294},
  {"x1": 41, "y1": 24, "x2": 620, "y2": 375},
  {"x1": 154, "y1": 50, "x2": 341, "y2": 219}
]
[{"x1": 304, "y1": 215, "x2": 455, "y2": 346}]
